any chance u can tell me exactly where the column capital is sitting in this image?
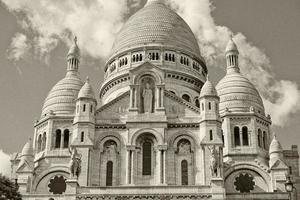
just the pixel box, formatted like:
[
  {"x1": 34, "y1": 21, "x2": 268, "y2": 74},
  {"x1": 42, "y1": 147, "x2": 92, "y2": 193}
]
[
  {"x1": 126, "y1": 145, "x2": 136, "y2": 151},
  {"x1": 156, "y1": 145, "x2": 168, "y2": 151}
]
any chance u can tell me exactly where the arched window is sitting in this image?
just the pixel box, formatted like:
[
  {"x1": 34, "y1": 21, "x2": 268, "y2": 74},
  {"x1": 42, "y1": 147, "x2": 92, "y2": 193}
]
[
  {"x1": 133, "y1": 55, "x2": 136, "y2": 62},
  {"x1": 234, "y1": 127, "x2": 240, "y2": 146},
  {"x1": 142, "y1": 141, "x2": 152, "y2": 175},
  {"x1": 195, "y1": 99, "x2": 200, "y2": 108},
  {"x1": 169, "y1": 54, "x2": 172, "y2": 61},
  {"x1": 37, "y1": 134, "x2": 42, "y2": 152},
  {"x1": 258, "y1": 129, "x2": 262, "y2": 148},
  {"x1": 81, "y1": 132, "x2": 84, "y2": 142},
  {"x1": 55, "y1": 129, "x2": 61, "y2": 148},
  {"x1": 90, "y1": 105, "x2": 93, "y2": 113},
  {"x1": 182, "y1": 94, "x2": 190, "y2": 102},
  {"x1": 242, "y1": 127, "x2": 249, "y2": 146},
  {"x1": 201, "y1": 103, "x2": 204, "y2": 111},
  {"x1": 42, "y1": 132, "x2": 46, "y2": 150},
  {"x1": 209, "y1": 130, "x2": 213, "y2": 141},
  {"x1": 156, "y1": 53, "x2": 159, "y2": 60},
  {"x1": 165, "y1": 53, "x2": 168, "y2": 61},
  {"x1": 139, "y1": 54, "x2": 142, "y2": 61},
  {"x1": 181, "y1": 160, "x2": 188, "y2": 185},
  {"x1": 263, "y1": 131, "x2": 267, "y2": 149},
  {"x1": 106, "y1": 161, "x2": 113, "y2": 186},
  {"x1": 63, "y1": 129, "x2": 69, "y2": 148},
  {"x1": 172, "y1": 54, "x2": 175, "y2": 62},
  {"x1": 83, "y1": 104, "x2": 86, "y2": 112},
  {"x1": 208, "y1": 102, "x2": 212, "y2": 110}
]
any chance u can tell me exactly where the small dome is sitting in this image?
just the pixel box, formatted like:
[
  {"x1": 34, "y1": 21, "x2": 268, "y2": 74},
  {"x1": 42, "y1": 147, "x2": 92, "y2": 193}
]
[
  {"x1": 78, "y1": 77, "x2": 96, "y2": 99},
  {"x1": 68, "y1": 37, "x2": 80, "y2": 58},
  {"x1": 21, "y1": 139, "x2": 33, "y2": 156},
  {"x1": 110, "y1": 1, "x2": 202, "y2": 59},
  {"x1": 225, "y1": 37, "x2": 238, "y2": 53},
  {"x1": 200, "y1": 76, "x2": 218, "y2": 98},
  {"x1": 269, "y1": 136, "x2": 283, "y2": 154},
  {"x1": 41, "y1": 73, "x2": 83, "y2": 117},
  {"x1": 216, "y1": 72, "x2": 264, "y2": 115}
]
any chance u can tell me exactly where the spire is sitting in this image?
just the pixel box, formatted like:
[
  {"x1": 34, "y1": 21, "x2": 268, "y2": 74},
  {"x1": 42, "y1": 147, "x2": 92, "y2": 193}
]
[
  {"x1": 225, "y1": 36, "x2": 239, "y2": 74},
  {"x1": 67, "y1": 36, "x2": 80, "y2": 74}
]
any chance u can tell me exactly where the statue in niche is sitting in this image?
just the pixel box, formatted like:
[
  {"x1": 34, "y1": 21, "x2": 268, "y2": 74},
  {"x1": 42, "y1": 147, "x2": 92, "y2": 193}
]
[
  {"x1": 209, "y1": 145, "x2": 221, "y2": 177},
  {"x1": 104, "y1": 140, "x2": 117, "y2": 154},
  {"x1": 178, "y1": 139, "x2": 191, "y2": 154},
  {"x1": 142, "y1": 83, "x2": 153, "y2": 113},
  {"x1": 68, "y1": 147, "x2": 82, "y2": 178}
]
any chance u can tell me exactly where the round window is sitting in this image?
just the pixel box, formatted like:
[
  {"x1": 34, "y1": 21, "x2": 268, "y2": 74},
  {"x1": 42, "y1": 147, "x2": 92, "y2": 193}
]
[{"x1": 48, "y1": 175, "x2": 66, "y2": 194}]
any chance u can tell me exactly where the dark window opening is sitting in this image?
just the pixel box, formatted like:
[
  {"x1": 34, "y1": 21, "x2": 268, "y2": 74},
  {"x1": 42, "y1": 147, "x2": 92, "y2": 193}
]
[
  {"x1": 234, "y1": 127, "x2": 240, "y2": 146},
  {"x1": 195, "y1": 99, "x2": 200, "y2": 108},
  {"x1": 81, "y1": 132, "x2": 84, "y2": 142},
  {"x1": 142, "y1": 141, "x2": 152, "y2": 175},
  {"x1": 182, "y1": 94, "x2": 190, "y2": 102},
  {"x1": 258, "y1": 129, "x2": 262, "y2": 148},
  {"x1": 55, "y1": 129, "x2": 61, "y2": 148},
  {"x1": 210, "y1": 130, "x2": 213, "y2": 141},
  {"x1": 181, "y1": 160, "x2": 188, "y2": 185},
  {"x1": 208, "y1": 102, "x2": 212, "y2": 110},
  {"x1": 83, "y1": 104, "x2": 86, "y2": 112},
  {"x1": 242, "y1": 127, "x2": 249, "y2": 146},
  {"x1": 106, "y1": 161, "x2": 113, "y2": 186},
  {"x1": 63, "y1": 129, "x2": 69, "y2": 148}
]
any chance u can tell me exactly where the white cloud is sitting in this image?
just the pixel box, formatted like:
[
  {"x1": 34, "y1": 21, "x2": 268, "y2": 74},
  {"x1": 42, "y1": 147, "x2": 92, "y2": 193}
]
[
  {"x1": 2, "y1": 0, "x2": 300, "y2": 126},
  {"x1": 166, "y1": 0, "x2": 300, "y2": 127},
  {"x1": 7, "y1": 33, "x2": 31, "y2": 62},
  {"x1": 2, "y1": 0, "x2": 129, "y2": 61},
  {"x1": 0, "y1": 150, "x2": 11, "y2": 177}
]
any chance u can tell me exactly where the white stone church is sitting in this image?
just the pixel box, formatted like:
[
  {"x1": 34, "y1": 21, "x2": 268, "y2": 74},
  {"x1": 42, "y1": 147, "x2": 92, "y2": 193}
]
[{"x1": 10, "y1": 0, "x2": 299, "y2": 199}]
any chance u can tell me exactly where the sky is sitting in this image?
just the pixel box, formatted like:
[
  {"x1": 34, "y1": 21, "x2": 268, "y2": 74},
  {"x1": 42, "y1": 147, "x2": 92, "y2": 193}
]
[{"x1": 0, "y1": 0, "x2": 299, "y2": 176}]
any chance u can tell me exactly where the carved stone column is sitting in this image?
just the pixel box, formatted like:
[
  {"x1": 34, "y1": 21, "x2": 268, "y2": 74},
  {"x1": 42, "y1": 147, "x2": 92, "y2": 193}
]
[
  {"x1": 156, "y1": 145, "x2": 168, "y2": 185},
  {"x1": 126, "y1": 145, "x2": 135, "y2": 185},
  {"x1": 129, "y1": 85, "x2": 139, "y2": 113}
]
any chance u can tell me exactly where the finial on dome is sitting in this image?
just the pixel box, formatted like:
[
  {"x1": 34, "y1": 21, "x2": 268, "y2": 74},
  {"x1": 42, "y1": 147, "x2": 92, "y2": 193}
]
[
  {"x1": 74, "y1": 36, "x2": 77, "y2": 44},
  {"x1": 67, "y1": 35, "x2": 80, "y2": 73},
  {"x1": 86, "y1": 76, "x2": 90, "y2": 83},
  {"x1": 225, "y1": 35, "x2": 239, "y2": 74}
]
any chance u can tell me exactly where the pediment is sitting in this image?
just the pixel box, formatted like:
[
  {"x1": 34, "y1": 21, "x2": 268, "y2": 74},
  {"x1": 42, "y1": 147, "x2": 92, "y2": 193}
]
[
  {"x1": 17, "y1": 159, "x2": 33, "y2": 172},
  {"x1": 270, "y1": 159, "x2": 288, "y2": 170},
  {"x1": 96, "y1": 91, "x2": 130, "y2": 123},
  {"x1": 164, "y1": 90, "x2": 200, "y2": 119}
]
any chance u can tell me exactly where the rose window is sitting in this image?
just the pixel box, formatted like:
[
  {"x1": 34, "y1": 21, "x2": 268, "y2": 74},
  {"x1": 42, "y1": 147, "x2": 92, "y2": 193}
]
[
  {"x1": 234, "y1": 173, "x2": 255, "y2": 193},
  {"x1": 48, "y1": 175, "x2": 66, "y2": 194}
]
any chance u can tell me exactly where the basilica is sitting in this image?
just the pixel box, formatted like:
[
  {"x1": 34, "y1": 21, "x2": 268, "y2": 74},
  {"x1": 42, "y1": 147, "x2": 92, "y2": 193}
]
[{"x1": 10, "y1": 0, "x2": 299, "y2": 199}]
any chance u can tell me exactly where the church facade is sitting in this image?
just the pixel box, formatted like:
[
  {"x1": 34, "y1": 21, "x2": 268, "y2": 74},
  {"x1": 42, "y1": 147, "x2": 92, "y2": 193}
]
[{"x1": 10, "y1": 0, "x2": 299, "y2": 199}]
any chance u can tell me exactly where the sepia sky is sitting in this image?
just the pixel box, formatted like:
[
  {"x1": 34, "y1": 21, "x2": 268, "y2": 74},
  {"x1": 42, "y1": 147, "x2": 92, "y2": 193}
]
[{"x1": 0, "y1": 0, "x2": 299, "y2": 161}]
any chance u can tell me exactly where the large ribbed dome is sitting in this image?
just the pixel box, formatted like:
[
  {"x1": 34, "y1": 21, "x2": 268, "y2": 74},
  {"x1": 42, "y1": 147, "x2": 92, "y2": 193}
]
[
  {"x1": 216, "y1": 72, "x2": 265, "y2": 115},
  {"x1": 41, "y1": 72, "x2": 83, "y2": 117},
  {"x1": 110, "y1": 1, "x2": 201, "y2": 58}
]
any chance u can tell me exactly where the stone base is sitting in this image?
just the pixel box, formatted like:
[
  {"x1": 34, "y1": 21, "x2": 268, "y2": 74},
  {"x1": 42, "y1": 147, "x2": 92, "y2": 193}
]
[
  {"x1": 66, "y1": 178, "x2": 79, "y2": 194},
  {"x1": 211, "y1": 177, "x2": 226, "y2": 200}
]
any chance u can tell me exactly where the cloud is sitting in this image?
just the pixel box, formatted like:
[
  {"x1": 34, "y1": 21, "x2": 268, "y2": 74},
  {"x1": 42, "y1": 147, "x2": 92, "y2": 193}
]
[
  {"x1": 7, "y1": 33, "x2": 31, "y2": 62},
  {"x1": 166, "y1": 0, "x2": 300, "y2": 127},
  {"x1": 0, "y1": 150, "x2": 11, "y2": 177},
  {"x1": 2, "y1": 0, "x2": 300, "y2": 126},
  {"x1": 1, "y1": 0, "x2": 130, "y2": 61}
]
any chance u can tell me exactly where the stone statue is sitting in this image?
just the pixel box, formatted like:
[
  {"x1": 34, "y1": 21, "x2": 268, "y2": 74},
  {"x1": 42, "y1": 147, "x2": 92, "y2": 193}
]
[
  {"x1": 209, "y1": 145, "x2": 221, "y2": 177},
  {"x1": 68, "y1": 147, "x2": 82, "y2": 178},
  {"x1": 143, "y1": 83, "x2": 153, "y2": 113}
]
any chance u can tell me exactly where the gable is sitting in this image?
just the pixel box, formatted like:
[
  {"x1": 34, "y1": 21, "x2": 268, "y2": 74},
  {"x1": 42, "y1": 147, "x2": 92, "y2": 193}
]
[
  {"x1": 96, "y1": 91, "x2": 130, "y2": 123},
  {"x1": 165, "y1": 91, "x2": 200, "y2": 120}
]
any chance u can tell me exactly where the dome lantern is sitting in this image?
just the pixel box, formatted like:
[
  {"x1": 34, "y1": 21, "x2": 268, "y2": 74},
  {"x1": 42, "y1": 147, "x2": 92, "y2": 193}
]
[
  {"x1": 225, "y1": 37, "x2": 239, "y2": 74},
  {"x1": 67, "y1": 36, "x2": 80, "y2": 73}
]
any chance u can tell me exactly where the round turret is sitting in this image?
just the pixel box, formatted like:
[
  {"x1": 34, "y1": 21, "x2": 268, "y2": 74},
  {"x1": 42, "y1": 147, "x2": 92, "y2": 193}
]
[{"x1": 200, "y1": 76, "x2": 218, "y2": 98}]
